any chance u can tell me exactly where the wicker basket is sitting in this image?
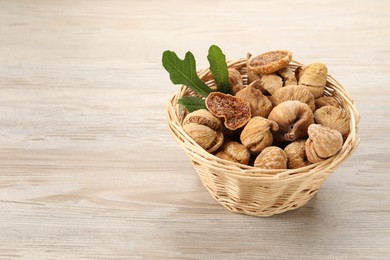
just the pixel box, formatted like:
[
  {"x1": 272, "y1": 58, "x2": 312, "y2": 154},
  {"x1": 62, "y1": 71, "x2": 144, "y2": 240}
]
[{"x1": 166, "y1": 58, "x2": 360, "y2": 217}]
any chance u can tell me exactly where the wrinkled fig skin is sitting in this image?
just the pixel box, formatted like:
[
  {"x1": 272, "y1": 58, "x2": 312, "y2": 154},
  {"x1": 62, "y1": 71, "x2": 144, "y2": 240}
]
[
  {"x1": 284, "y1": 139, "x2": 311, "y2": 169},
  {"x1": 268, "y1": 101, "x2": 314, "y2": 142},
  {"x1": 182, "y1": 109, "x2": 224, "y2": 153},
  {"x1": 254, "y1": 146, "x2": 287, "y2": 169},
  {"x1": 235, "y1": 81, "x2": 273, "y2": 118},
  {"x1": 305, "y1": 124, "x2": 343, "y2": 163},
  {"x1": 208, "y1": 132, "x2": 224, "y2": 153},
  {"x1": 228, "y1": 68, "x2": 243, "y2": 86},
  {"x1": 315, "y1": 96, "x2": 340, "y2": 109},
  {"x1": 205, "y1": 92, "x2": 251, "y2": 131},
  {"x1": 255, "y1": 74, "x2": 283, "y2": 96},
  {"x1": 272, "y1": 85, "x2": 315, "y2": 111},
  {"x1": 183, "y1": 109, "x2": 222, "y2": 131},
  {"x1": 183, "y1": 123, "x2": 223, "y2": 153},
  {"x1": 277, "y1": 66, "x2": 297, "y2": 86},
  {"x1": 298, "y1": 63, "x2": 328, "y2": 98},
  {"x1": 240, "y1": 117, "x2": 278, "y2": 154},
  {"x1": 228, "y1": 68, "x2": 244, "y2": 94},
  {"x1": 247, "y1": 68, "x2": 261, "y2": 83},
  {"x1": 215, "y1": 141, "x2": 250, "y2": 165},
  {"x1": 314, "y1": 106, "x2": 350, "y2": 137},
  {"x1": 299, "y1": 63, "x2": 328, "y2": 86}
]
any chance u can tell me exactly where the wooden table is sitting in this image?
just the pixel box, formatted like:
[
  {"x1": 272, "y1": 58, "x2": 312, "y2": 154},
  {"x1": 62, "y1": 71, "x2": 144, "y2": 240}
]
[{"x1": 1, "y1": 1, "x2": 389, "y2": 259}]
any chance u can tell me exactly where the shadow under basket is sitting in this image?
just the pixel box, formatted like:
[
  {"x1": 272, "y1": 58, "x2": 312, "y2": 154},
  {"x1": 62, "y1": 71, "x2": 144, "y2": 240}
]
[{"x1": 166, "y1": 58, "x2": 360, "y2": 217}]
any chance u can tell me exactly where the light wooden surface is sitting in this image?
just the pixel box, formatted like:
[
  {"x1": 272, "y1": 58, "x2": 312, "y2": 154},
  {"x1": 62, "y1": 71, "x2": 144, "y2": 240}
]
[{"x1": 0, "y1": 0, "x2": 389, "y2": 259}]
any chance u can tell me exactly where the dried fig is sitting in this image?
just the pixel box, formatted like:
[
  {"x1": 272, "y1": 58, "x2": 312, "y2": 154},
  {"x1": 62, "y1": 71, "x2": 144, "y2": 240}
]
[
  {"x1": 182, "y1": 109, "x2": 224, "y2": 153},
  {"x1": 247, "y1": 70, "x2": 261, "y2": 84},
  {"x1": 315, "y1": 96, "x2": 340, "y2": 109},
  {"x1": 277, "y1": 66, "x2": 297, "y2": 86},
  {"x1": 298, "y1": 63, "x2": 328, "y2": 98},
  {"x1": 215, "y1": 141, "x2": 250, "y2": 165},
  {"x1": 268, "y1": 101, "x2": 314, "y2": 142},
  {"x1": 272, "y1": 85, "x2": 315, "y2": 111},
  {"x1": 235, "y1": 81, "x2": 273, "y2": 118},
  {"x1": 253, "y1": 74, "x2": 283, "y2": 96},
  {"x1": 284, "y1": 139, "x2": 311, "y2": 169},
  {"x1": 228, "y1": 68, "x2": 244, "y2": 95},
  {"x1": 240, "y1": 117, "x2": 278, "y2": 154},
  {"x1": 183, "y1": 109, "x2": 222, "y2": 130},
  {"x1": 205, "y1": 92, "x2": 251, "y2": 130},
  {"x1": 314, "y1": 106, "x2": 350, "y2": 137},
  {"x1": 247, "y1": 50, "x2": 292, "y2": 75},
  {"x1": 254, "y1": 146, "x2": 287, "y2": 169},
  {"x1": 305, "y1": 124, "x2": 343, "y2": 163}
]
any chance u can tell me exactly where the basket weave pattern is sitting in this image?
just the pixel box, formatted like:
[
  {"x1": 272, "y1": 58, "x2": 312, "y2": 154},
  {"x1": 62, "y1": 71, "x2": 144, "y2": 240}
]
[{"x1": 167, "y1": 58, "x2": 360, "y2": 217}]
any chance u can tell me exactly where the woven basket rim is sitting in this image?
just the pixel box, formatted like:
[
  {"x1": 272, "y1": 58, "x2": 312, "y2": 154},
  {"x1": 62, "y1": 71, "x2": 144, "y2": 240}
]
[{"x1": 166, "y1": 57, "x2": 360, "y2": 181}]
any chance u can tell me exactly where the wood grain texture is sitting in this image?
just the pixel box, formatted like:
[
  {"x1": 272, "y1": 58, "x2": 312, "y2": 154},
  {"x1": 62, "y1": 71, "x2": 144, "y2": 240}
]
[{"x1": 0, "y1": 0, "x2": 389, "y2": 259}]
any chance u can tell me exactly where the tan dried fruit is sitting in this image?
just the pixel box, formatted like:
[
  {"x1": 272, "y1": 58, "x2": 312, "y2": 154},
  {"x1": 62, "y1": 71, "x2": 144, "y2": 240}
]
[
  {"x1": 205, "y1": 92, "x2": 251, "y2": 130},
  {"x1": 277, "y1": 66, "x2": 297, "y2": 86},
  {"x1": 254, "y1": 146, "x2": 287, "y2": 169},
  {"x1": 315, "y1": 96, "x2": 340, "y2": 109},
  {"x1": 314, "y1": 106, "x2": 350, "y2": 137},
  {"x1": 298, "y1": 63, "x2": 328, "y2": 98},
  {"x1": 247, "y1": 50, "x2": 292, "y2": 75},
  {"x1": 252, "y1": 74, "x2": 283, "y2": 96},
  {"x1": 284, "y1": 139, "x2": 311, "y2": 169},
  {"x1": 235, "y1": 81, "x2": 273, "y2": 118},
  {"x1": 215, "y1": 141, "x2": 250, "y2": 165},
  {"x1": 183, "y1": 123, "x2": 223, "y2": 153},
  {"x1": 247, "y1": 70, "x2": 261, "y2": 84},
  {"x1": 305, "y1": 124, "x2": 343, "y2": 163},
  {"x1": 240, "y1": 117, "x2": 278, "y2": 154},
  {"x1": 228, "y1": 68, "x2": 242, "y2": 86},
  {"x1": 183, "y1": 109, "x2": 222, "y2": 131},
  {"x1": 272, "y1": 85, "x2": 315, "y2": 111},
  {"x1": 182, "y1": 109, "x2": 224, "y2": 153},
  {"x1": 228, "y1": 68, "x2": 244, "y2": 95},
  {"x1": 268, "y1": 101, "x2": 314, "y2": 142}
]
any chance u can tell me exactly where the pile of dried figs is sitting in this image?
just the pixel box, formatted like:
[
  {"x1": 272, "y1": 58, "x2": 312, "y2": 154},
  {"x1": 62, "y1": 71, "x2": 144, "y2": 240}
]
[{"x1": 181, "y1": 50, "x2": 350, "y2": 169}]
